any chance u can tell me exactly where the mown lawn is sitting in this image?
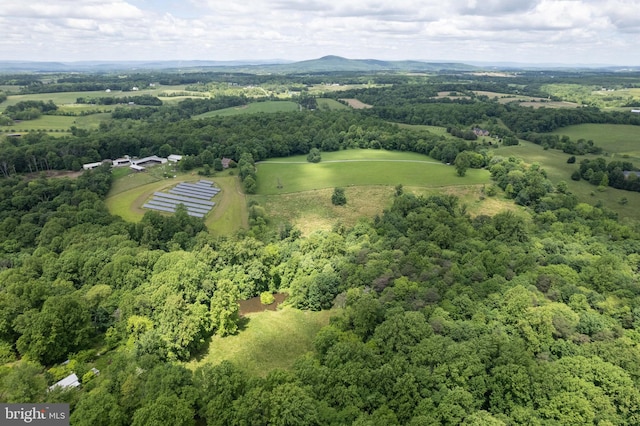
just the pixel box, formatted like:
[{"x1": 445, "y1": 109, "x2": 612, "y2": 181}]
[
  {"x1": 256, "y1": 149, "x2": 489, "y2": 195},
  {"x1": 187, "y1": 307, "x2": 336, "y2": 376}
]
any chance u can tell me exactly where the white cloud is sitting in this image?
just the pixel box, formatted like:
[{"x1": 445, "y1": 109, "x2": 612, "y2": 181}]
[{"x1": 0, "y1": 0, "x2": 638, "y2": 64}]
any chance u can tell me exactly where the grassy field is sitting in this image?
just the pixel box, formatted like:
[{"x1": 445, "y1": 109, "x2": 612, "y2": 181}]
[
  {"x1": 205, "y1": 176, "x2": 249, "y2": 235},
  {"x1": 394, "y1": 123, "x2": 455, "y2": 137},
  {"x1": 473, "y1": 90, "x2": 579, "y2": 108},
  {"x1": 105, "y1": 164, "x2": 247, "y2": 235},
  {"x1": 494, "y1": 140, "x2": 640, "y2": 220},
  {"x1": 195, "y1": 101, "x2": 300, "y2": 118},
  {"x1": 187, "y1": 307, "x2": 336, "y2": 376},
  {"x1": 316, "y1": 98, "x2": 349, "y2": 110},
  {"x1": 254, "y1": 184, "x2": 518, "y2": 235},
  {"x1": 551, "y1": 124, "x2": 640, "y2": 160},
  {"x1": 256, "y1": 149, "x2": 490, "y2": 195},
  {"x1": 2, "y1": 115, "x2": 75, "y2": 132}
]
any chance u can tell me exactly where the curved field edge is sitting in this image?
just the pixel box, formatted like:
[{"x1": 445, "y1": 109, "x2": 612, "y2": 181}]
[{"x1": 256, "y1": 161, "x2": 489, "y2": 195}]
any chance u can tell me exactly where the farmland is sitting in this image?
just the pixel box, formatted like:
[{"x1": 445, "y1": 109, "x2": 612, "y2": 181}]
[
  {"x1": 551, "y1": 123, "x2": 640, "y2": 160},
  {"x1": 256, "y1": 150, "x2": 489, "y2": 195},
  {"x1": 194, "y1": 101, "x2": 299, "y2": 118}
]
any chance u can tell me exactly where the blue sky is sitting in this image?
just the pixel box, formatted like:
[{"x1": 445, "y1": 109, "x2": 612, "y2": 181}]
[{"x1": 1, "y1": 0, "x2": 639, "y2": 65}]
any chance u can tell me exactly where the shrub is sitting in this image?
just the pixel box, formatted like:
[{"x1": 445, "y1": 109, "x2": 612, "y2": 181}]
[
  {"x1": 260, "y1": 292, "x2": 275, "y2": 305},
  {"x1": 331, "y1": 187, "x2": 346, "y2": 205}
]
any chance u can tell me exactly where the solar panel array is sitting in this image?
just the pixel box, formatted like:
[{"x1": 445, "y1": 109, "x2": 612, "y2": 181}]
[{"x1": 143, "y1": 180, "x2": 219, "y2": 218}]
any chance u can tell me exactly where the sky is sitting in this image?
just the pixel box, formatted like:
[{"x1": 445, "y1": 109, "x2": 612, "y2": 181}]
[{"x1": 1, "y1": 0, "x2": 639, "y2": 66}]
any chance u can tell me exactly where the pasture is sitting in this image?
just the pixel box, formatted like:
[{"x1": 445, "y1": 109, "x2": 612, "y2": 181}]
[
  {"x1": 494, "y1": 139, "x2": 640, "y2": 220},
  {"x1": 1, "y1": 84, "x2": 194, "y2": 110},
  {"x1": 254, "y1": 184, "x2": 517, "y2": 236},
  {"x1": 194, "y1": 101, "x2": 299, "y2": 118},
  {"x1": 187, "y1": 306, "x2": 336, "y2": 376},
  {"x1": 551, "y1": 124, "x2": 640, "y2": 160},
  {"x1": 316, "y1": 98, "x2": 349, "y2": 110},
  {"x1": 256, "y1": 149, "x2": 490, "y2": 195},
  {"x1": 473, "y1": 90, "x2": 579, "y2": 108}
]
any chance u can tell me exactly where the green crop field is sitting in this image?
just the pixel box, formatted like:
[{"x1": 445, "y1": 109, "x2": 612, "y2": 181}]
[
  {"x1": 3, "y1": 115, "x2": 75, "y2": 132},
  {"x1": 316, "y1": 98, "x2": 349, "y2": 110},
  {"x1": 256, "y1": 149, "x2": 489, "y2": 195},
  {"x1": 551, "y1": 124, "x2": 640, "y2": 160},
  {"x1": 187, "y1": 307, "x2": 336, "y2": 376},
  {"x1": 195, "y1": 101, "x2": 300, "y2": 118}
]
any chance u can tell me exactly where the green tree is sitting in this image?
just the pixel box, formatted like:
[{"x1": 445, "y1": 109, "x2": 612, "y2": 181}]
[
  {"x1": 0, "y1": 361, "x2": 47, "y2": 403},
  {"x1": 243, "y1": 175, "x2": 257, "y2": 194},
  {"x1": 454, "y1": 151, "x2": 471, "y2": 177},
  {"x1": 210, "y1": 279, "x2": 240, "y2": 336},
  {"x1": 331, "y1": 187, "x2": 347, "y2": 206},
  {"x1": 307, "y1": 148, "x2": 322, "y2": 163},
  {"x1": 131, "y1": 394, "x2": 194, "y2": 426},
  {"x1": 14, "y1": 295, "x2": 92, "y2": 364}
]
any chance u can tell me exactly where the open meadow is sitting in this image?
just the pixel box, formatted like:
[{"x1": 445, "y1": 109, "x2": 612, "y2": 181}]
[
  {"x1": 316, "y1": 98, "x2": 350, "y2": 110},
  {"x1": 187, "y1": 306, "x2": 336, "y2": 376},
  {"x1": 551, "y1": 124, "x2": 640, "y2": 160},
  {"x1": 256, "y1": 149, "x2": 489, "y2": 195},
  {"x1": 251, "y1": 149, "x2": 507, "y2": 234}
]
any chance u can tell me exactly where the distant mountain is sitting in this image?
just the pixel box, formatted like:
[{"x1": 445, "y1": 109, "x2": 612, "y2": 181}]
[
  {"x1": 0, "y1": 56, "x2": 475, "y2": 73},
  {"x1": 0, "y1": 59, "x2": 292, "y2": 73},
  {"x1": 263, "y1": 55, "x2": 477, "y2": 73}
]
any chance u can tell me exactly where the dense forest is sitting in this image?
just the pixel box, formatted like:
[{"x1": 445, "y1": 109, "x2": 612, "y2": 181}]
[
  {"x1": 3, "y1": 70, "x2": 640, "y2": 424},
  {"x1": 2, "y1": 163, "x2": 640, "y2": 424}
]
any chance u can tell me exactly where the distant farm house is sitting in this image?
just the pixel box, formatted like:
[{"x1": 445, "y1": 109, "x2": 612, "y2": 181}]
[
  {"x1": 473, "y1": 128, "x2": 490, "y2": 137},
  {"x1": 221, "y1": 157, "x2": 232, "y2": 169},
  {"x1": 632, "y1": 109, "x2": 640, "y2": 114},
  {"x1": 623, "y1": 171, "x2": 640, "y2": 179},
  {"x1": 168, "y1": 154, "x2": 183, "y2": 162}
]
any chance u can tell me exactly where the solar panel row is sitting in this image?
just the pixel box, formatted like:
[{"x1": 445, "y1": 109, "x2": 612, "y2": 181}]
[
  {"x1": 145, "y1": 199, "x2": 212, "y2": 214},
  {"x1": 176, "y1": 183, "x2": 219, "y2": 195},
  {"x1": 153, "y1": 192, "x2": 215, "y2": 206},
  {"x1": 143, "y1": 180, "x2": 220, "y2": 218},
  {"x1": 143, "y1": 204, "x2": 205, "y2": 218}
]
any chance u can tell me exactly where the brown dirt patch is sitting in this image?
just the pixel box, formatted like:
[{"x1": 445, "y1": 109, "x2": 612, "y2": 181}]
[
  {"x1": 23, "y1": 170, "x2": 83, "y2": 181},
  {"x1": 239, "y1": 293, "x2": 288, "y2": 316}
]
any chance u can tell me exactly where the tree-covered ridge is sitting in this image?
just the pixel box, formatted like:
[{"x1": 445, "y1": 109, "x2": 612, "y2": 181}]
[{"x1": 0, "y1": 109, "x2": 490, "y2": 174}]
